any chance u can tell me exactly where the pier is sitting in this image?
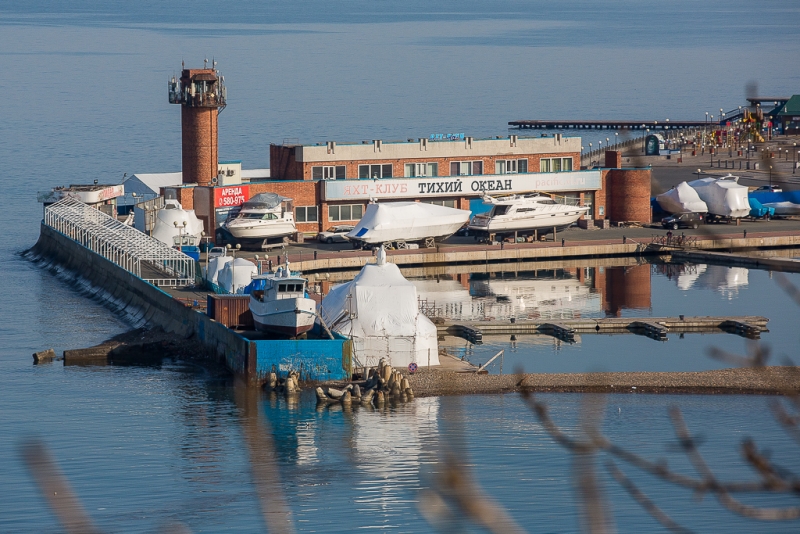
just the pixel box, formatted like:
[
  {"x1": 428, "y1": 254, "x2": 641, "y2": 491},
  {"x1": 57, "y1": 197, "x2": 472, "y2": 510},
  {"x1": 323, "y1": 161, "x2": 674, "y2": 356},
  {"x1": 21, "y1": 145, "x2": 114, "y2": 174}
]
[
  {"x1": 508, "y1": 119, "x2": 707, "y2": 130},
  {"x1": 440, "y1": 316, "x2": 769, "y2": 343}
]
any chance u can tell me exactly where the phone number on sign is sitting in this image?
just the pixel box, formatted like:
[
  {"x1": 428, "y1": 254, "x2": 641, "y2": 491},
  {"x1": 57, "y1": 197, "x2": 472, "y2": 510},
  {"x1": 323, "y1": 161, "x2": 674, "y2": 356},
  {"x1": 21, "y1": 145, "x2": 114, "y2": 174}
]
[{"x1": 218, "y1": 195, "x2": 246, "y2": 207}]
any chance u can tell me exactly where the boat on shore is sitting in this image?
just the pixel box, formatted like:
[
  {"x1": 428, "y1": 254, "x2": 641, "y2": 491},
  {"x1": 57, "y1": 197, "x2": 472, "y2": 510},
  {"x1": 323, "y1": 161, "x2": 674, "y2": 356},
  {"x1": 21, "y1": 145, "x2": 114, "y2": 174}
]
[
  {"x1": 248, "y1": 265, "x2": 316, "y2": 336},
  {"x1": 151, "y1": 199, "x2": 204, "y2": 247},
  {"x1": 656, "y1": 182, "x2": 709, "y2": 214},
  {"x1": 224, "y1": 193, "x2": 296, "y2": 241},
  {"x1": 468, "y1": 193, "x2": 588, "y2": 236},
  {"x1": 346, "y1": 202, "x2": 470, "y2": 249},
  {"x1": 687, "y1": 175, "x2": 749, "y2": 220}
]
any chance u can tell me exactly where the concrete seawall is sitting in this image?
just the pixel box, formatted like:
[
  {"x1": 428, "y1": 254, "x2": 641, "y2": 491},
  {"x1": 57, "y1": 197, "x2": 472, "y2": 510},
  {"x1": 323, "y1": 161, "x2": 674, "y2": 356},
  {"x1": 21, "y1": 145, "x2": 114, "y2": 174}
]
[{"x1": 30, "y1": 224, "x2": 254, "y2": 382}]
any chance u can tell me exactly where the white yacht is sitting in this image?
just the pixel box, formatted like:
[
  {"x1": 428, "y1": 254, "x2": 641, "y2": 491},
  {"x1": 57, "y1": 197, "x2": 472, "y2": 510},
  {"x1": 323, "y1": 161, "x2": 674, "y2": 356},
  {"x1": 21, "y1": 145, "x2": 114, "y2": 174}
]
[
  {"x1": 249, "y1": 265, "x2": 317, "y2": 336},
  {"x1": 150, "y1": 199, "x2": 204, "y2": 247},
  {"x1": 224, "y1": 193, "x2": 297, "y2": 241},
  {"x1": 468, "y1": 193, "x2": 589, "y2": 236}
]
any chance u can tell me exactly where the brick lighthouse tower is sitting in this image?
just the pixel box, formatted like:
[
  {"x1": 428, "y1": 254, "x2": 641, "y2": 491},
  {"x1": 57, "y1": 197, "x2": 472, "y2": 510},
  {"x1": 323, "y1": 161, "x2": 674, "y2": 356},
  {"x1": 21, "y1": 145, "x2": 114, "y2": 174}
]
[{"x1": 168, "y1": 60, "x2": 227, "y2": 186}]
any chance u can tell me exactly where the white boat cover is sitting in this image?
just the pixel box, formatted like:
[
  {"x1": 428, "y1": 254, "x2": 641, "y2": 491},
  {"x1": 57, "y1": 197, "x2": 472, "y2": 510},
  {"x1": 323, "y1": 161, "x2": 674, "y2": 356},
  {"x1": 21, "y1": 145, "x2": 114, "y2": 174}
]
[
  {"x1": 318, "y1": 248, "x2": 440, "y2": 369},
  {"x1": 217, "y1": 258, "x2": 257, "y2": 294},
  {"x1": 656, "y1": 182, "x2": 709, "y2": 214},
  {"x1": 206, "y1": 256, "x2": 232, "y2": 285},
  {"x1": 151, "y1": 200, "x2": 204, "y2": 247},
  {"x1": 687, "y1": 176, "x2": 750, "y2": 218},
  {"x1": 347, "y1": 202, "x2": 470, "y2": 244}
]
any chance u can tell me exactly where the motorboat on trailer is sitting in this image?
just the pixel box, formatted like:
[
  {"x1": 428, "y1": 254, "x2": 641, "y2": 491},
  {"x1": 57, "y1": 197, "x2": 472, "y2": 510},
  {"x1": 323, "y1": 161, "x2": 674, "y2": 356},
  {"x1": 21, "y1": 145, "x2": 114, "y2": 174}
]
[
  {"x1": 467, "y1": 193, "x2": 589, "y2": 236},
  {"x1": 224, "y1": 193, "x2": 297, "y2": 241},
  {"x1": 656, "y1": 182, "x2": 709, "y2": 214},
  {"x1": 346, "y1": 201, "x2": 470, "y2": 249},
  {"x1": 248, "y1": 264, "x2": 316, "y2": 336}
]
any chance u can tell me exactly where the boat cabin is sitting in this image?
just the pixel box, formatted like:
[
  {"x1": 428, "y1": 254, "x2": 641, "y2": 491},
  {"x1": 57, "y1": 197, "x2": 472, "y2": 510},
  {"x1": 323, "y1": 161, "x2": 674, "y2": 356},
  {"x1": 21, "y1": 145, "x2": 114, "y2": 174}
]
[{"x1": 251, "y1": 276, "x2": 306, "y2": 303}]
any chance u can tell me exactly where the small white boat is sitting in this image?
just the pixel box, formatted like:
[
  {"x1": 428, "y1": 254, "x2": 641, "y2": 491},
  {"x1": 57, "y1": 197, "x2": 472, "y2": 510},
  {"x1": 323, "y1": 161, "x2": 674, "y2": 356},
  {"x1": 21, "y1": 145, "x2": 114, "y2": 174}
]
[
  {"x1": 346, "y1": 202, "x2": 470, "y2": 248},
  {"x1": 224, "y1": 193, "x2": 296, "y2": 240},
  {"x1": 151, "y1": 199, "x2": 204, "y2": 247},
  {"x1": 763, "y1": 201, "x2": 800, "y2": 216},
  {"x1": 249, "y1": 266, "x2": 316, "y2": 336},
  {"x1": 687, "y1": 175, "x2": 750, "y2": 219},
  {"x1": 656, "y1": 182, "x2": 709, "y2": 214},
  {"x1": 468, "y1": 193, "x2": 588, "y2": 235}
]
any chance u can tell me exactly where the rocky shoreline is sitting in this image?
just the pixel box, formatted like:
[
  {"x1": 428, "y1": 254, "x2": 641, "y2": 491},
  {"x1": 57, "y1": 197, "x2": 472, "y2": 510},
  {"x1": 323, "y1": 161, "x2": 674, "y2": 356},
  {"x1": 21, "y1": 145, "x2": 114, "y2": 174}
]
[
  {"x1": 55, "y1": 329, "x2": 800, "y2": 396},
  {"x1": 406, "y1": 366, "x2": 800, "y2": 396}
]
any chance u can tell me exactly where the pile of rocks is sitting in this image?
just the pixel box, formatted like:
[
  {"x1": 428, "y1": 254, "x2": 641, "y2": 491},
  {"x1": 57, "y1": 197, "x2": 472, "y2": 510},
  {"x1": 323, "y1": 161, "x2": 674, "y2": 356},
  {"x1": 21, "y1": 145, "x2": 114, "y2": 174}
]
[{"x1": 316, "y1": 358, "x2": 415, "y2": 406}]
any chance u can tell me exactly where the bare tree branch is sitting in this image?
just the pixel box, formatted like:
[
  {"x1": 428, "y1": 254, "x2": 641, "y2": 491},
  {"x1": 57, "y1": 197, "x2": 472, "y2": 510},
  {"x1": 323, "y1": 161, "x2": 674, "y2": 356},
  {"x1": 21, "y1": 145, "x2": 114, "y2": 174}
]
[
  {"x1": 606, "y1": 461, "x2": 694, "y2": 534},
  {"x1": 19, "y1": 438, "x2": 103, "y2": 534}
]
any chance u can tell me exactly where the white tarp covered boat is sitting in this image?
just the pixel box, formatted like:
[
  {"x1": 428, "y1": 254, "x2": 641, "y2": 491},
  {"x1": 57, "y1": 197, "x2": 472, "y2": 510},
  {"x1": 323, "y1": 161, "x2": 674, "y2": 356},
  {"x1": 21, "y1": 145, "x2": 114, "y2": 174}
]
[
  {"x1": 150, "y1": 199, "x2": 204, "y2": 247},
  {"x1": 318, "y1": 247, "x2": 440, "y2": 369},
  {"x1": 346, "y1": 202, "x2": 470, "y2": 248},
  {"x1": 687, "y1": 175, "x2": 750, "y2": 218},
  {"x1": 656, "y1": 182, "x2": 709, "y2": 214},
  {"x1": 216, "y1": 258, "x2": 258, "y2": 294}
]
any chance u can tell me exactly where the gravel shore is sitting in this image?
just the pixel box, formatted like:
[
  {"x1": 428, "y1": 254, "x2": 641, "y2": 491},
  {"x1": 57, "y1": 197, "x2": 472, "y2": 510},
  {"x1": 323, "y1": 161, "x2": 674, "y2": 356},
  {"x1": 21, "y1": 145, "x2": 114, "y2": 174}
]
[{"x1": 407, "y1": 367, "x2": 800, "y2": 396}]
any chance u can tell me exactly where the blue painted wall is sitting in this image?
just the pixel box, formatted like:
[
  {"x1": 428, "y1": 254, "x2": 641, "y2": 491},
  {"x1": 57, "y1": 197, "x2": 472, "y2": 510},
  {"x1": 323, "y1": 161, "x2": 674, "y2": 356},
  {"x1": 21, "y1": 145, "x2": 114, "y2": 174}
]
[{"x1": 253, "y1": 338, "x2": 352, "y2": 382}]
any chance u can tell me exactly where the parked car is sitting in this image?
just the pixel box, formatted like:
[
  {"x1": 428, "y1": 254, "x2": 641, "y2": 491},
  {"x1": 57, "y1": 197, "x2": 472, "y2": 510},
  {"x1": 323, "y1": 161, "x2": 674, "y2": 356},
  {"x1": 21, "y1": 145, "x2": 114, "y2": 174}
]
[
  {"x1": 318, "y1": 225, "x2": 355, "y2": 244},
  {"x1": 661, "y1": 212, "x2": 704, "y2": 230}
]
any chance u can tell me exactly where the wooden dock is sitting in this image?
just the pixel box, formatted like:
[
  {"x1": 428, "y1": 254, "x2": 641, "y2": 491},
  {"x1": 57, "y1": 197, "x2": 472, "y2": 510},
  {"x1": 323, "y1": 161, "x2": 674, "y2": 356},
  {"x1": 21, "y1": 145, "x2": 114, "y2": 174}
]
[{"x1": 439, "y1": 316, "x2": 768, "y2": 343}]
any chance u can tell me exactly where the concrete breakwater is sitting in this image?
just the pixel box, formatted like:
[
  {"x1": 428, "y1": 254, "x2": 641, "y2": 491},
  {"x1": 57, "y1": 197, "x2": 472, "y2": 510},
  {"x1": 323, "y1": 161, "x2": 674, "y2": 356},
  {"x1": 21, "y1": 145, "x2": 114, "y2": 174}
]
[{"x1": 28, "y1": 224, "x2": 254, "y2": 384}]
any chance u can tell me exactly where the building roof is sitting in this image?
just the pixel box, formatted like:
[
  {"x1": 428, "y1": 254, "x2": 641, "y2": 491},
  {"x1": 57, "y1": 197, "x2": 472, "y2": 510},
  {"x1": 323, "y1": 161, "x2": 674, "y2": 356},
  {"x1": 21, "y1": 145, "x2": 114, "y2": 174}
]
[
  {"x1": 119, "y1": 172, "x2": 183, "y2": 206},
  {"x1": 777, "y1": 95, "x2": 800, "y2": 116}
]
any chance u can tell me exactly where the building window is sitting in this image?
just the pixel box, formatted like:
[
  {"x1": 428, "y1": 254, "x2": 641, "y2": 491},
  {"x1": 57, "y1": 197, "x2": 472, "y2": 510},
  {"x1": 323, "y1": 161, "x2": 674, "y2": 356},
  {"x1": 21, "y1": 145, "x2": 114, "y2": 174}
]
[
  {"x1": 312, "y1": 165, "x2": 346, "y2": 180},
  {"x1": 296, "y1": 206, "x2": 318, "y2": 223},
  {"x1": 540, "y1": 157, "x2": 573, "y2": 172},
  {"x1": 358, "y1": 164, "x2": 393, "y2": 179},
  {"x1": 329, "y1": 204, "x2": 364, "y2": 222},
  {"x1": 449, "y1": 161, "x2": 483, "y2": 176},
  {"x1": 424, "y1": 200, "x2": 457, "y2": 208},
  {"x1": 404, "y1": 162, "x2": 438, "y2": 177},
  {"x1": 495, "y1": 159, "x2": 527, "y2": 174}
]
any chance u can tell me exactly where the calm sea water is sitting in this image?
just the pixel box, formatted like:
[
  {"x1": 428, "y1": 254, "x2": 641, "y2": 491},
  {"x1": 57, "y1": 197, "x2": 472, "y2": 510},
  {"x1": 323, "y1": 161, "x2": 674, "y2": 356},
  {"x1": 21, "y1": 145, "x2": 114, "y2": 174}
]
[{"x1": 2, "y1": 1, "x2": 800, "y2": 531}]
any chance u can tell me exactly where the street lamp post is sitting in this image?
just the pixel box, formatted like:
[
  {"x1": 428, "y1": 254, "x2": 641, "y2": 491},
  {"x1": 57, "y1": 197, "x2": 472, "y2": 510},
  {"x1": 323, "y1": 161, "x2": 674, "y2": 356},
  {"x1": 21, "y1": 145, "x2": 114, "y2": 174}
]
[
  {"x1": 769, "y1": 166, "x2": 773, "y2": 187},
  {"x1": 615, "y1": 132, "x2": 619, "y2": 149}
]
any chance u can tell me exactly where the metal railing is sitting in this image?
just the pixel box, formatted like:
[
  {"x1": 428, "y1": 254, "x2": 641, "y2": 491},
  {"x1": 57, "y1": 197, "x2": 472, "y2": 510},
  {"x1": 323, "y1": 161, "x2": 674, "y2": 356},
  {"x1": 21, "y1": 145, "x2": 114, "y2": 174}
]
[{"x1": 44, "y1": 197, "x2": 195, "y2": 285}]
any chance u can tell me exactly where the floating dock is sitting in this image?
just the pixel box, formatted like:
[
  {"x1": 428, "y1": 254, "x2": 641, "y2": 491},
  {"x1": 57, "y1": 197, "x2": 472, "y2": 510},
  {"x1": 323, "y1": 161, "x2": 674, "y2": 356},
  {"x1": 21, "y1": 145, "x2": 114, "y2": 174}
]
[{"x1": 440, "y1": 316, "x2": 769, "y2": 343}]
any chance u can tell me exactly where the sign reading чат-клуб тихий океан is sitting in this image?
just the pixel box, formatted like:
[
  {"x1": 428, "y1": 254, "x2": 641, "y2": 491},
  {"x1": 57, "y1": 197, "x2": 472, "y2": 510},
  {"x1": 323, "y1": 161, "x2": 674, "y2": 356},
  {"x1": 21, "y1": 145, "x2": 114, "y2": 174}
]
[{"x1": 322, "y1": 170, "x2": 601, "y2": 201}]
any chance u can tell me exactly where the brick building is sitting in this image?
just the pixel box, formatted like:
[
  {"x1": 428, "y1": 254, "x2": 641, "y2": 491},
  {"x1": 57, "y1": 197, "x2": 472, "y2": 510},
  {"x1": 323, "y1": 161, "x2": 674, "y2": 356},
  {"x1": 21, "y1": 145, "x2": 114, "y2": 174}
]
[{"x1": 162, "y1": 136, "x2": 650, "y2": 240}]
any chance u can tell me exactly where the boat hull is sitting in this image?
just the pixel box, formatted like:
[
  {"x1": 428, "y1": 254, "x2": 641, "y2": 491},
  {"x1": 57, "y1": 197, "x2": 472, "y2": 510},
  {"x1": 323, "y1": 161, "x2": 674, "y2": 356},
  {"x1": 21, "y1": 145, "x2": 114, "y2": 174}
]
[
  {"x1": 226, "y1": 220, "x2": 297, "y2": 240},
  {"x1": 250, "y1": 296, "x2": 316, "y2": 336},
  {"x1": 469, "y1": 208, "x2": 588, "y2": 234}
]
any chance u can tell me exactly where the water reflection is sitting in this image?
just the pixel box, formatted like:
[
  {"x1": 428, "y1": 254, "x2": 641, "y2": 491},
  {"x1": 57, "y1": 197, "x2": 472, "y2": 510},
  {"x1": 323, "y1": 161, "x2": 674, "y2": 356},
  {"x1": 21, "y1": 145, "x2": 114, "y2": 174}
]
[
  {"x1": 658, "y1": 264, "x2": 749, "y2": 296},
  {"x1": 412, "y1": 264, "x2": 653, "y2": 320}
]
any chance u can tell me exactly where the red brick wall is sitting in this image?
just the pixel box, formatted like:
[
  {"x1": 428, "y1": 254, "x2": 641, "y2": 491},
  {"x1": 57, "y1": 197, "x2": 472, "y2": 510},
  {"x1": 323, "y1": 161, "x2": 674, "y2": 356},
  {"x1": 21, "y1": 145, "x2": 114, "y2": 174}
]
[
  {"x1": 248, "y1": 181, "x2": 321, "y2": 233},
  {"x1": 606, "y1": 169, "x2": 651, "y2": 223},
  {"x1": 181, "y1": 106, "x2": 218, "y2": 186},
  {"x1": 269, "y1": 145, "x2": 303, "y2": 180},
  {"x1": 604, "y1": 150, "x2": 622, "y2": 169}
]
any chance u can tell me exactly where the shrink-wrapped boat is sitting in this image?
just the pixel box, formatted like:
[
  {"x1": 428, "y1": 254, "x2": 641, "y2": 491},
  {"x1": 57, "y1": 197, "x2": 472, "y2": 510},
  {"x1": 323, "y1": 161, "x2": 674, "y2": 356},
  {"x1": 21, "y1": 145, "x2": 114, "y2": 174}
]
[
  {"x1": 318, "y1": 247, "x2": 439, "y2": 369},
  {"x1": 346, "y1": 202, "x2": 470, "y2": 248},
  {"x1": 687, "y1": 175, "x2": 750, "y2": 218},
  {"x1": 655, "y1": 182, "x2": 708, "y2": 214},
  {"x1": 151, "y1": 199, "x2": 204, "y2": 247}
]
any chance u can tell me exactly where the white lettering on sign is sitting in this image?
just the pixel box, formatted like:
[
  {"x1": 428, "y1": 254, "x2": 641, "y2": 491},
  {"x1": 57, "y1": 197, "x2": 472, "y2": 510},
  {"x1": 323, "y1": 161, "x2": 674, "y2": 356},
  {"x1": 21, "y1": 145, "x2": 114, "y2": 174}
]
[
  {"x1": 214, "y1": 185, "x2": 250, "y2": 208},
  {"x1": 324, "y1": 171, "x2": 600, "y2": 201}
]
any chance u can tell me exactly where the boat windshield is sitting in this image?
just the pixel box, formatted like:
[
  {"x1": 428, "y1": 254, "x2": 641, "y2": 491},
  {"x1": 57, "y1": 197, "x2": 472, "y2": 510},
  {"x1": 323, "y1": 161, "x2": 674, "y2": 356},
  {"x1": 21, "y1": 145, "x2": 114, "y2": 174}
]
[
  {"x1": 240, "y1": 212, "x2": 279, "y2": 220},
  {"x1": 491, "y1": 205, "x2": 510, "y2": 216},
  {"x1": 277, "y1": 282, "x2": 304, "y2": 292}
]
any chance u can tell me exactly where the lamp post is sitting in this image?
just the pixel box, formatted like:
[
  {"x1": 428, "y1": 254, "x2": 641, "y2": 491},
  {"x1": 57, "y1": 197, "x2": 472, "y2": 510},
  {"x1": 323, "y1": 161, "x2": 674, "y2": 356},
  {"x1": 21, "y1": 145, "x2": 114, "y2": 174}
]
[
  {"x1": 226, "y1": 243, "x2": 241, "y2": 293},
  {"x1": 615, "y1": 132, "x2": 619, "y2": 149},
  {"x1": 769, "y1": 166, "x2": 773, "y2": 187}
]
